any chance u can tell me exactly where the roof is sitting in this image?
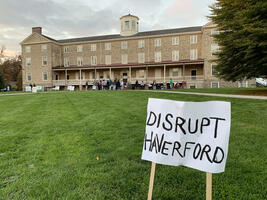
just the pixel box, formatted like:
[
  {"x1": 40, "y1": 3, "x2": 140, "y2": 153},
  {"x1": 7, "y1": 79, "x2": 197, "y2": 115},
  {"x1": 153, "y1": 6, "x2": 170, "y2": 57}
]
[
  {"x1": 45, "y1": 26, "x2": 202, "y2": 44},
  {"x1": 120, "y1": 14, "x2": 139, "y2": 20}
]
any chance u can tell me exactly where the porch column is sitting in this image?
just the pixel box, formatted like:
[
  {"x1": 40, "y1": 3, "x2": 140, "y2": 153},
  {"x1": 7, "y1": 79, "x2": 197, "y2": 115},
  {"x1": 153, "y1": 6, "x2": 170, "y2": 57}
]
[
  {"x1": 145, "y1": 66, "x2": 148, "y2": 83},
  {"x1": 183, "y1": 64, "x2": 185, "y2": 80},
  {"x1": 79, "y1": 69, "x2": 82, "y2": 91},
  {"x1": 163, "y1": 65, "x2": 166, "y2": 84},
  {"x1": 129, "y1": 66, "x2": 131, "y2": 83},
  {"x1": 65, "y1": 69, "x2": 67, "y2": 90},
  {"x1": 95, "y1": 68, "x2": 97, "y2": 80},
  {"x1": 109, "y1": 67, "x2": 112, "y2": 79}
]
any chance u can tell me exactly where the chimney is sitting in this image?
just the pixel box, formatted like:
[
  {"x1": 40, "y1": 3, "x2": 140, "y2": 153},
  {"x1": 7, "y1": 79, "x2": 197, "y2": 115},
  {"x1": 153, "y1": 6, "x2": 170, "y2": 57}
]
[{"x1": 32, "y1": 27, "x2": 42, "y2": 34}]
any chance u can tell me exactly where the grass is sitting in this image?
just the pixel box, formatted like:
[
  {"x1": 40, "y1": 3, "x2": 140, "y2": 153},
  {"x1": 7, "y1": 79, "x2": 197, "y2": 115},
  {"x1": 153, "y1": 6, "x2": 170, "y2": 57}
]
[
  {"x1": 0, "y1": 91, "x2": 266, "y2": 200},
  {"x1": 168, "y1": 87, "x2": 267, "y2": 96}
]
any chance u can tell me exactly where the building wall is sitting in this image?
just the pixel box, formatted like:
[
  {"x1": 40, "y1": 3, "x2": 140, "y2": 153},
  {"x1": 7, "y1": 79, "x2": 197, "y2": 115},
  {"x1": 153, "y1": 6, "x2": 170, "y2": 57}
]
[{"x1": 60, "y1": 32, "x2": 202, "y2": 66}]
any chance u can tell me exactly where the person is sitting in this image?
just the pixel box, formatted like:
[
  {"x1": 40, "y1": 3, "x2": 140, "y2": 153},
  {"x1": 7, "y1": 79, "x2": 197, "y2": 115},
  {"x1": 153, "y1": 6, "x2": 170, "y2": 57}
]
[
  {"x1": 152, "y1": 80, "x2": 156, "y2": 90},
  {"x1": 99, "y1": 80, "x2": 103, "y2": 90},
  {"x1": 106, "y1": 79, "x2": 110, "y2": 90},
  {"x1": 141, "y1": 81, "x2": 145, "y2": 89},
  {"x1": 85, "y1": 81, "x2": 88, "y2": 91},
  {"x1": 170, "y1": 79, "x2": 173, "y2": 89},
  {"x1": 117, "y1": 80, "x2": 120, "y2": 90},
  {"x1": 109, "y1": 79, "x2": 113, "y2": 90},
  {"x1": 102, "y1": 79, "x2": 106, "y2": 90},
  {"x1": 121, "y1": 81, "x2": 124, "y2": 90},
  {"x1": 135, "y1": 80, "x2": 138, "y2": 90},
  {"x1": 113, "y1": 79, "x2": 117, "y2": 90}
]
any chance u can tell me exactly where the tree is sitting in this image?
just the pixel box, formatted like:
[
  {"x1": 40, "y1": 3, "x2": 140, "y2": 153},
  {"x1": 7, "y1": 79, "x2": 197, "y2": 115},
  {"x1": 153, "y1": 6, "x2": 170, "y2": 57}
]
[
  {"x1": 0, "y1": 70, "x2": 4, "y2": 89},
  {"x1": 0, "y1": 56, "x2": 22, "y2": 90},
  {"x1": 209, "y1": 0, "x2": 267, "y2": 81}
]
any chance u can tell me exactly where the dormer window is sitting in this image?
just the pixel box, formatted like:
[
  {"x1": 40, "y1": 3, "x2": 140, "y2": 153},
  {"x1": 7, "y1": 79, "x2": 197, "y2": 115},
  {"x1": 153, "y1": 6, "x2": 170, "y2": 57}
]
[{"x1": 125, "y1": 21, "x2": 130, "y2": 30}]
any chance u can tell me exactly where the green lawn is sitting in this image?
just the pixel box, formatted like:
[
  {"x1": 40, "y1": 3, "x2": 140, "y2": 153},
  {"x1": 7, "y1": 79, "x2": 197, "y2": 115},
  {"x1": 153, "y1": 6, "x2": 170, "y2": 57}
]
[{"x1": 0, "y1": 91, "x2": 266, "y2": 200}]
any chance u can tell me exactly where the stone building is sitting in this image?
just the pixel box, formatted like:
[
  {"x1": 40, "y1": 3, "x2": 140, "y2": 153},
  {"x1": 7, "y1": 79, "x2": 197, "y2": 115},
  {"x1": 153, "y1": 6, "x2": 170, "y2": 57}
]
[{"x1": 20, "y1": 14, "x2": 255, "y2": 90}]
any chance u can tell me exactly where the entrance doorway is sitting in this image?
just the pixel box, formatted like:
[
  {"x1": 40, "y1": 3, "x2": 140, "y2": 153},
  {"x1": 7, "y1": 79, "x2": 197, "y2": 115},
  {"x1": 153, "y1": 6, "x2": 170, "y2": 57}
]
[
  {"x1": 122, "y1": 72, "x2": 128, "y2": 83},
  {"x1": 191, "y1": 70, "x2": 196, "y2": 80}
]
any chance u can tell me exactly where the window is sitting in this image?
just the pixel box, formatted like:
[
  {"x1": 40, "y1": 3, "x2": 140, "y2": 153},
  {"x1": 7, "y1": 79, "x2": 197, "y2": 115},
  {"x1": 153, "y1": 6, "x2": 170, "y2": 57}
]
[
  {"x1": 64, "y1": 46, "x2": 69, "y2": 53},
  {"x1": 25, "y1": 46, "x2": 31, "y2": 53},
  {"x1": 172, "y1": 37, "x2": 179, "y2": 45},
  {"x1": 77, "y1": 57, "x2": 83, "y2": 66},
  {"x1": 137, "y1": 70, "x2": 145, "y2": 78},
  {"x1": 190, "y1": 49, "x2": 198, "y2": 60},
  {"x1": 26, "y1": 57, "x2": 31, "y2": 67},
  {"x1": 105, "y1": 55, "x2": 111, "y2": 65},
  {"x1": 77, "y1": 45, "x2": 83, "y2": 52},
  {"x1": 91, "y1": 44, "x2": 96, "y2": 51},
  {"x1": 42, "y1": 56, "x2": 47, "y2": 66},
  {"x1": 138, "y1": 40, "x2": 145, "y2": 48},
  {"x1": 190, "y1": 35, "x2": 197, "y2": 44},
  {"x1": 172, "y1": 68, "x2": 179, "y2": 77},
  {"x1": 154, "y1": 38, "x2": 161, "y2": 47},
  {"x1": 211, "y1": 30, "x2": 219, "y2": 35},
  {"x1": 211, "y1": 44, "x2": 219, "y2": 55},
  {"x1": 41, "y1": 44, "x2": 47, "y2": 52},
  {"x1": 91, "y1": 56, "x2": 97, "y2": 65},
  {"x1": 121, "y1": 41, "x2": 127, "y2": 49},
  {"x1": 155, "y1": 69, "x2": 161, "y2": 78},
  {"x1": 138, "y1": 53, "x2": 145, "y2": 63},
  {"x1": 105, "y1": 43, "x2": 111, "y2": 50},
  {"x1": 43, "y1": 72, "x2": 48, "y2": 81},
  {"x1": 91, "y1": 71, "x2": 96, "y2": 79},
  {"x1": 211, "y1": 82, "x2": 219, "y2": 88},
  {"x1": 172, "y1": 50, "x2": 179, "y2": 61},
  {"x1": 155, "y1": 52, "x2": 161, "y2": 62},
  {"x1": 27, "y1": 72, "x2": 31, "y2": 81},
  {"x1": 125, "y1": 21, "x2": 130, "y2": 30},
  {"x1": 121, "y1": 54, "x2": 128, "y2": 64},
  {"x1": 64, "y1": 57, "x2": 70, "y2": 67},
  {"x1": 211, "y1": 64, "x2": 218, "y2": 76}
]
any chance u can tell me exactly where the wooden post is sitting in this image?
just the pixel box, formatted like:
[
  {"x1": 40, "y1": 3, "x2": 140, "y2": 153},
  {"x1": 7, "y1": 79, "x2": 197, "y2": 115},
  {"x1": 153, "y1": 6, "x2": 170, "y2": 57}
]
[
  {"x1": 206, "y1": 173, "x2": 212, "y2": 200},
  {"x1": 147, "y1": 162, "x2": 156, "y2": 200},
  {"x1": 163, "y1": 65, "x2": 166, "y2": 84}
]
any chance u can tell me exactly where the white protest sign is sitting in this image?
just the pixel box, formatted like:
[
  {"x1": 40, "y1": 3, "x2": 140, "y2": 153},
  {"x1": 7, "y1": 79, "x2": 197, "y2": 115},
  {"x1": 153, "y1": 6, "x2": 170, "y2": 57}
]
[
  {"x1": 32, "y1": 87, "x2": 37, "y2": 93},
  {"x1": 25, "y1": 86, "x2": 32, "y2": 92},
  {"x1": 141, "y1": 98, "x2": 231, "y2": 173}
]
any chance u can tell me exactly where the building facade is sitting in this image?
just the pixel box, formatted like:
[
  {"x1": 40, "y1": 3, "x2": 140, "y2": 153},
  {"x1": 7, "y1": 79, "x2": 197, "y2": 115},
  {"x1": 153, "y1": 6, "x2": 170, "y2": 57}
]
[{"x1": 20, "y1": 14, "x2": 255, "y2": 90}]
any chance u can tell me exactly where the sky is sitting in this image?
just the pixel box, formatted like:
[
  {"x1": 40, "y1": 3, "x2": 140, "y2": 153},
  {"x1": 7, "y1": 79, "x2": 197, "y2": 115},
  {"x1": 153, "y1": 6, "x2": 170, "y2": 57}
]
[{"x1": 0, "y1": 0, "x2": 215, "y2": 57}]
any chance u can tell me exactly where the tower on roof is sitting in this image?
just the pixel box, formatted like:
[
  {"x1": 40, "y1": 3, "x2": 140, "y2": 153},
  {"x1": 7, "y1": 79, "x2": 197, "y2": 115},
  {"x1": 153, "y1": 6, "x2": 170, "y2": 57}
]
[{"x1": 120, "y1": 14, "x2": 139, "y2": 36}]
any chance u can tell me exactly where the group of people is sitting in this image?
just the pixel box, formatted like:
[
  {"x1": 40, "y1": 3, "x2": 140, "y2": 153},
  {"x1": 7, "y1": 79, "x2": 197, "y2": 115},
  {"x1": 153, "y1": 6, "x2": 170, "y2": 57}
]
[
  {"x1": 87, "y1": 79, "x2": 125, "y2": 90},
  {"x1": 83, "y1": 79, "x2": 186, "y2": 90}
]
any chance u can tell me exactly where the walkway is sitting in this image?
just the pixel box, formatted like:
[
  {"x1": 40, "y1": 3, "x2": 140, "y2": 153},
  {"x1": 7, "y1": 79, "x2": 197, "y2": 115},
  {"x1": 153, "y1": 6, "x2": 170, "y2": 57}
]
[{"x1": 142, "y1": 90, "x2": 267, "y2": 100}]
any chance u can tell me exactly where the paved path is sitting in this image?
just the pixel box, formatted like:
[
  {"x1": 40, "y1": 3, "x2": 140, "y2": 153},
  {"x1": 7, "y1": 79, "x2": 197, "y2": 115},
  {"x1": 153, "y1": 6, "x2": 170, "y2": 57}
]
[
  {"x1": 139, "y1": 90, "x2": 267, "y2": 100},
  {"x1": 1, "y1": 91, "x2": 266, "y2": 100}
]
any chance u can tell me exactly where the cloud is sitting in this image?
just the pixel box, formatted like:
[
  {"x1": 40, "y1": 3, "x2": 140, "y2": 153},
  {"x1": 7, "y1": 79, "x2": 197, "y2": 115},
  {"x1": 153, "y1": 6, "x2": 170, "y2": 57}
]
[{"x1": 0, "y1": 0, "x2": 215, "y2": 56}]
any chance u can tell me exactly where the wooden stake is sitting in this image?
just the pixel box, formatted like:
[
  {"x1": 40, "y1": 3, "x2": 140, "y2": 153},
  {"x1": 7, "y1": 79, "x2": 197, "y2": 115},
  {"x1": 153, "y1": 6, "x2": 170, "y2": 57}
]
[
  {"x1": 206, "y1": 173, "x2": 212, "y2": 200},
  {"x1": 147, "y1": 162, "x2": 156, "y2": 200}
]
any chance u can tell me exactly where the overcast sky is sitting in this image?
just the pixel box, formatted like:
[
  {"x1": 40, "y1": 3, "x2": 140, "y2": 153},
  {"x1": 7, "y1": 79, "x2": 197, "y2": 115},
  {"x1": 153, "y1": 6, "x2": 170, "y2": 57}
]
[{"x1": 0, "y1": 0, "x2": 215, "y2": 57}]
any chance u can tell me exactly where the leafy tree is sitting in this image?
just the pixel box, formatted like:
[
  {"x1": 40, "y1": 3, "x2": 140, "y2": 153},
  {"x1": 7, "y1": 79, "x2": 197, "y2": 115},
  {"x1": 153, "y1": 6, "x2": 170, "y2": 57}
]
[
  {"x1": 16, "y1": 70, "x2": 22, "y2": 91},
  {"x1": 0, "y1": 56, "x2": 22, "y2": 90},
  {"x1": 209, "y1": 0, "x2": 267, "y2": 81},
  {"x1": 0, "y1": 70, "x2": 4, "y2": 89}
]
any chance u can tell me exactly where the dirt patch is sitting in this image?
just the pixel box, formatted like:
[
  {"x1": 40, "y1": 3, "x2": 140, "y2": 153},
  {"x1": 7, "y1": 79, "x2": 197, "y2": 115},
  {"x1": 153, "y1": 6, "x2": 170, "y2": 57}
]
[{"x1": 237, "y1": 90, "x2": 267, "y2": 96}]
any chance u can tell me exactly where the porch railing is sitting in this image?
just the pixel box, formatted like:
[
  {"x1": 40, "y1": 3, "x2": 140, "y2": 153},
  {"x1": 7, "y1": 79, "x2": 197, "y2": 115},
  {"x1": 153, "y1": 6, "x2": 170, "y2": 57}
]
[{"x1": 52, "y1": 75, "x2": 204, "y2": 86}]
